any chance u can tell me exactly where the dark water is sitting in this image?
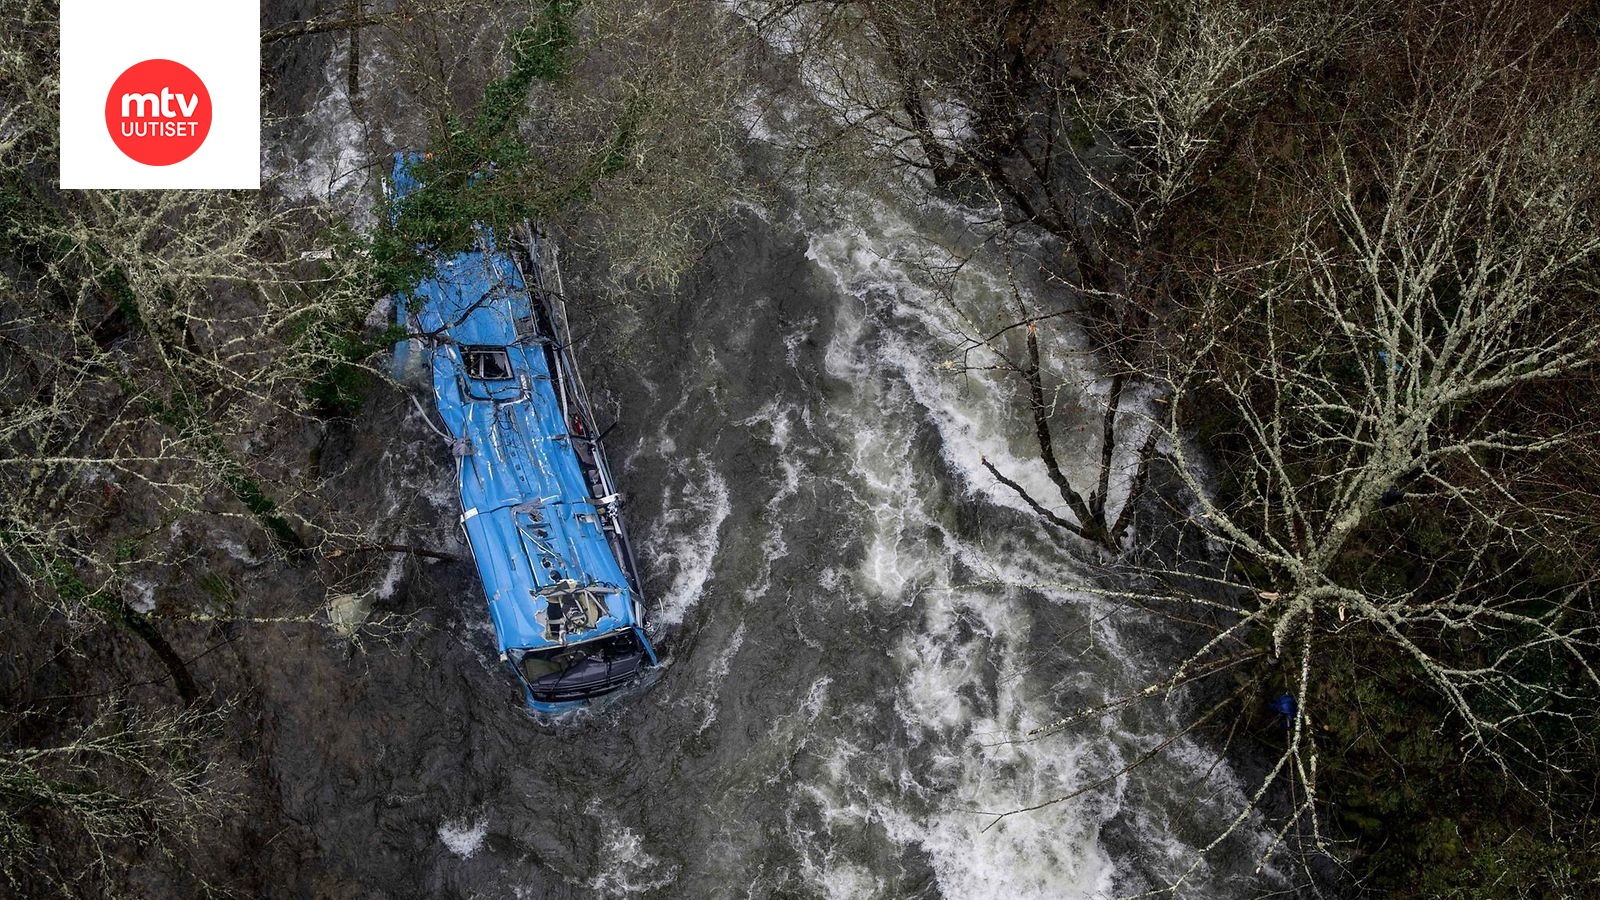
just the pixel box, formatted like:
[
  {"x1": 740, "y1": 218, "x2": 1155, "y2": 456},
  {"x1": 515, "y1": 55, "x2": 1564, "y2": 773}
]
[{"x1": 255, "y1": 14, "x2": 1279, "y2": 899}]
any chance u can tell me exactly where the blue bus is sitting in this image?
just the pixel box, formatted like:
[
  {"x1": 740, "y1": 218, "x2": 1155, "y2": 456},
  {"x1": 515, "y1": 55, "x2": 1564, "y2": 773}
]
[{"x1": 389, "y1": 154, "x2": 657, "y2": 714}]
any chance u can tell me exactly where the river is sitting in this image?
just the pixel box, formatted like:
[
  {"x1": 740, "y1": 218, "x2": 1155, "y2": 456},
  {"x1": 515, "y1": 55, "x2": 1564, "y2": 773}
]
[{"x1": 256, "y1": 7, "x2": 1278, "y2": 897}]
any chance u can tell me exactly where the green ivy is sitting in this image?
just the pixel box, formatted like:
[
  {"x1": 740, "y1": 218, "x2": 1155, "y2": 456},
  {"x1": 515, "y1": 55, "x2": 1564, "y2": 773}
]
[
  {"x1": 305, "y1": 323, "x2": 408, "y2": 417},
  {"x1": 371, "y1": 0, "x2": 641, "y2": 300}
]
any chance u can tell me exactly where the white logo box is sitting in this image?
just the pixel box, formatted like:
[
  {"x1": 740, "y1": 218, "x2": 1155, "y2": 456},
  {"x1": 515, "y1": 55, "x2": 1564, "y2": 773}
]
[{"x1": 60, "y1": 0, "x2": 260, "y2": 189}]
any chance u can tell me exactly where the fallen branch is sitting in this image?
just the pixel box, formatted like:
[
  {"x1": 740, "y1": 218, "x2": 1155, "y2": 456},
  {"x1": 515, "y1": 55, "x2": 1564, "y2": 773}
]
[{"x1": 323, "y1": 543, "x2": 459, "y2": 562}]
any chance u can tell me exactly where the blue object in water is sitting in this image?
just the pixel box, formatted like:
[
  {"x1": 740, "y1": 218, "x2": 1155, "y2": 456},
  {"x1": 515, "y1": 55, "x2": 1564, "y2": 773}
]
[
  {"x1": 388, "y1": 153, "x2": 657, "y2": 714},
  {"x1": 1269, "y1": 693, "x2": 1296, "y2": 728}
]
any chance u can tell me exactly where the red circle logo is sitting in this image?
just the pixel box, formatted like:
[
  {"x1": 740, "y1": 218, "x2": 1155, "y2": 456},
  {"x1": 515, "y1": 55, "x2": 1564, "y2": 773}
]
[{"x1": 104, "y1": 59, "x2": 212, "y2": 166}]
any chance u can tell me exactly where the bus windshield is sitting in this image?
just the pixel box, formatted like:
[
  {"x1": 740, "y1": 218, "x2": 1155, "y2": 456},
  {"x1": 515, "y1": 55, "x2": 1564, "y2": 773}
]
[{"x1": 515, "y1": 631, "x2": 645, "y2": 702}]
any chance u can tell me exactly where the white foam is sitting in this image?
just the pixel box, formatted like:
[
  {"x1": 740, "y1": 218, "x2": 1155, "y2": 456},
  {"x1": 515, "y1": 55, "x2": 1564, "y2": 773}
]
[
  {"x1": 438, "y1": 817, "x2": 488, "y2": 859},
  {"x1": 587, "y1": 823, "x2": 680, "y2": 894},
  {"x1": 643, "y1": 455, "x2": 731, "y2": 628},
  {"x1": 125, "y1": 580, "x2": 157, "y2": 614},
  {"x1": 270, "y1": 45, "x2": 370, "y2": 215},
  {"x1": 216, "y1": 536, "x2": 258, "y2": 565},
  {"x1": 375, "y1": 552, "x2": 406, "y2": 600},
  {"x1": 803, "y1": 856, "x2": 885, "y2": 900},
  {"x1": 778, "y1": 153, "x2": 1270, "y2": 894},
  {"x1": 784, "y1": 193, "x2": 1129, "y2": 895},
  {"x1": 801, "y1": 675, "x2": 832, "y2": 720},
  {"x1": 695, "y1": 620, "x2": 747, "y2": 733}
]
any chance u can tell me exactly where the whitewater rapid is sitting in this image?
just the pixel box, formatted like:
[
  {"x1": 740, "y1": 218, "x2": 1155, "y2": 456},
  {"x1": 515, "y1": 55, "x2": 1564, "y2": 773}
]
[{"x1": 254, "y1": 7, "x2": 1281, "y2": 895}]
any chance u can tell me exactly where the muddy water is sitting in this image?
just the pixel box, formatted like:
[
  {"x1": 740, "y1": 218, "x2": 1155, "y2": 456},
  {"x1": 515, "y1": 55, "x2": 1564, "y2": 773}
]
[{"x1": 255, "y1": 12, "x2": 1277, "y2": 900}]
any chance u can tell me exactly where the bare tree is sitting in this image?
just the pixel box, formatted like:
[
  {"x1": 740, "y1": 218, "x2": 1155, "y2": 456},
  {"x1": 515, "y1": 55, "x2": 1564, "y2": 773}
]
[
  {"x1": 735, "y1": 0, "x2": 1368, "y2": 553},
  {"x1": 989, "y1": 42, "x2": 1600, "y2": 893},
  {"x1": 0, "y1": 702, "x2": 228, "y2": 893},
  {"x1": 741, "y1": 0, "x2": 1600, "y2": 889}
]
